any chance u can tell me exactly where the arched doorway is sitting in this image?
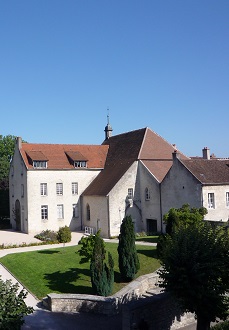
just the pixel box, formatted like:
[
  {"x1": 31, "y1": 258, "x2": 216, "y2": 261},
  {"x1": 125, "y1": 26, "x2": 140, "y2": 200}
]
[{"x1": 15, "y1": 199, "x2": 21, "y2": 231}]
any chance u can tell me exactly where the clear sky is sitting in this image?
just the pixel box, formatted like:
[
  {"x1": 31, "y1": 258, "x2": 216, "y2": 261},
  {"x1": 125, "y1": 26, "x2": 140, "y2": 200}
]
[{"x1": 0, "y1": 1, "x2": 228, "y2": 157}]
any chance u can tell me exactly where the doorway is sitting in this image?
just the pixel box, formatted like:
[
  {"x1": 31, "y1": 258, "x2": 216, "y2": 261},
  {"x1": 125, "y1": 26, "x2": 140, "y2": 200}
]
[{"x1": 147, "y1": 219, "x2": 157, "y2": 235}]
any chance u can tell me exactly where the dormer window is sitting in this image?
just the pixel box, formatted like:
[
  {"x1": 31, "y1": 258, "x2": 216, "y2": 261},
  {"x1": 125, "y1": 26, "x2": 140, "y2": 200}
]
[
  {"x1": 33, "y1": 161, "x2": 47, "y2": 168},
  {"x1": 65, "y1": 151, "x2": 88, "y2": 169},
  {"x1": 74, "y1": 161, "x2": 87, "y2": 168},
  {"x1": 26, "y1": 151, "x2": 48, "y2": 169}
]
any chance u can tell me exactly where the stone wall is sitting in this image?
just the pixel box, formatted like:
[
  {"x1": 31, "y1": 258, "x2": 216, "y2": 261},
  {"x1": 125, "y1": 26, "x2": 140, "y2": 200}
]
[
  {"x1": 45, "y1": 271, "x2": 196, "y2": 329},
  {"x1": 122, "y1": 293, "x2": 195, "y2": 330}
]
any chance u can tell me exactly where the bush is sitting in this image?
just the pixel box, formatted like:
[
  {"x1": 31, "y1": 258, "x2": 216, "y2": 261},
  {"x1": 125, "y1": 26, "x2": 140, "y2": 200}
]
[
  {"x1": 0, "y1": 276, "x2": 33, "y2": 329},
  {"x1": 78, "y1": 233, "x2": 96, "y2": 264},
  {"x1": 118, "y1": 215, "x2": 140, "y2": 282},
  {"x1": 57, "y1": 226, "x2": 71, "y2": 243},
  {"x1": 34, "y1": 230, "x2": 58, "y2": 243},
  {"x1": 211, "y1": 321, "x2": 229, "y2": 329}
]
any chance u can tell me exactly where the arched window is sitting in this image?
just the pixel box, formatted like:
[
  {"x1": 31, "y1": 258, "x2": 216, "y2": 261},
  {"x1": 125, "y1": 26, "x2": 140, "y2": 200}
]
[
  {"x1": 145, "y1": 187, "x2": 150, "y2": 201},
  {"x1": 86, "y1": 204, "x2": 90, "y2": 221}
]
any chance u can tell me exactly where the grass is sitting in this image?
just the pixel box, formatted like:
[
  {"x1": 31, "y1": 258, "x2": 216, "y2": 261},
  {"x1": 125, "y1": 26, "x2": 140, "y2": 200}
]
[{"x1": 0, "y1": 243, "x2": 160, "y2": 300}]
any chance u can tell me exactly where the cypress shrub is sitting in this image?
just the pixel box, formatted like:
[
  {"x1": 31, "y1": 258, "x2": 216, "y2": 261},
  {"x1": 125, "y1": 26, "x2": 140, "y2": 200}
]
[
  {"x1": 118, "y1": 215, "x2": 140, "y2": 281},
  {"x1": 90, "y1": 234, "x2": 114, "y2": 296}
]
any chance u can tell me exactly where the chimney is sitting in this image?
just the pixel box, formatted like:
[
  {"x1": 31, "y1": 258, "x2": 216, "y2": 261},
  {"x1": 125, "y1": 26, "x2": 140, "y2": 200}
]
[
  {"x1": 172, "y1": 150, "x2": 180, "y2": 161},
  {"x1": 16, "y1": 137, "x2": 22, "y2": 149},
  {"x1": 202, "y1": 147, "x2": 210, "y2": 160}
]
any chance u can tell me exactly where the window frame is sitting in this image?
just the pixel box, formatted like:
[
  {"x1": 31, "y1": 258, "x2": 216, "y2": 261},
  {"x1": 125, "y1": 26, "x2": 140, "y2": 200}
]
[
  {"x1": 56, "y1": 183, "x2": 63, "y2": 195},
  {"x1": 41, "y1": 205, "x2": 48, "y2": 220},
  {"x1": 73, "y1": 203, "x2": 79, "y2": 218},
  {"x1": 40, "y1": 183, "x2": 47, "y2": 196},
  {"x1": 145, "y1": 187, "x2": 150, "y2": 201},
  {"x1": 74, "y1": 161, "x2": 87, "y2": 168},
  {"x1": 57, "y1": 204, "x2": 64, "y2": 219},
  {"x1": 33, "y1": 161, "x2": 47, "y2": 169},
  {"x1": 226, "y1": 192, "x2": 229, "y2": 207},
  {"x1": 86, "y1": 204, "x2": 90, "y2": 221},
  {"x1": 208, "y1": 193, "x2": 215, "y2": 209},
  {"x1": 127, "y1": 188, "x2": 133, "y2": 199},
  {"x1": 72, "y1": 182, "x2": 78, "y2": 195}
]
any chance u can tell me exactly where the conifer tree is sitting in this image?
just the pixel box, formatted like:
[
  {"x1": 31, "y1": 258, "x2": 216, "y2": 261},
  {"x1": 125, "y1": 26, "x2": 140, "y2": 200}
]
[
  {"x1": 118, "y1": 215, "x2": 140, "y2": 282},
  {"x1": 90, "y1": 233, "x2": 114, "y2": 296}
]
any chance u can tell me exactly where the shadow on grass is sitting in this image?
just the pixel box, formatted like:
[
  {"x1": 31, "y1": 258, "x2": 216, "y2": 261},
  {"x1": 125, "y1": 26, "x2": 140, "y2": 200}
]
[
  {"x1": 37, "y1": 250, "x2": 60, "y2": 254},
  {"x1": 136, "y1": 237, "x2": 158, "y2": 243},
  {"x1": 136, "y1": 248, "x2": 158, "y2": 259},
  {"x1": 44, "y1": 267, "x2": 93, "y2": 294}
]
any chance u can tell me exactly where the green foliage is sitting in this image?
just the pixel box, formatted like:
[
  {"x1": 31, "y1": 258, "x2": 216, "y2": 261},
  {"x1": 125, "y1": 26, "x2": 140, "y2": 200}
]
[
  {"x1": 118, "y1": 215, "x2": 140, "y2": 282},
  {"x1": 78, "y1": 233, "x2": 98, "y2": 264},
  {"x1": 163, "y1": 204, "x2": 207, "y2": 235},
  {"x1": 90, "y1": 234, "x2": 114, "y2": 296},
  {"x1": 211, "y1": 321, "x2": 229, "y2": 330},
  {"x1": 158, "y1": 222, "x2": 229, "y2": 329},
  {"x1": 0, "y1": 276, "x2": 33, "y2": 329},
  {"x1": 0, "y1": 135, "x2": 17, "y2": 183},
  {"x1": 34, "y1": 230, "x2": 58, "y2": 243},
  {"x1": 57, "y1": 226, "x2": 71, "y2": 243}
]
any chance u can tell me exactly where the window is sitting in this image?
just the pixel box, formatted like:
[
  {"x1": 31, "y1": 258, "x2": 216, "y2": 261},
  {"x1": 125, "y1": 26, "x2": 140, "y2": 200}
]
[
  {"x1": 226, "y1": 192, "x2": 229, "y2": 207},
  {"x1": 128, "y1": 188, "x2": 133, "y2": 199},
  {"x1": 33, "y1": 161, "x2": 47, "y2": 169},
  {"x1": 56, "y1": 183, "x2": 63, "y2": 195},
  {"x1": 72, "y1": 182, "x2": 78, "y2": 195},
  {"x1": 41, "y1": 205, "x2": 48, "y2": 220},
  {"x1": 74, "y1": 161, "x2": 87, "y2": 168},
  {"x1": 40, "y1": 183, "x2": 47, "y2": 196},
  {"x1": 145, "y1": 187, "x2": 150, "y2": 201},
  {"x1": 73, "y1": 204, "x2": 79, "y2": 218},
  {"x1": 57, "y1": 204, "x2": 64, "y2": 219},
  {"x1": 208, "y1": 193, "x2": 215, "y2": 209},
  {"x1": 21, "y1": 184, "x2": 24, "y2": 198},
  {"x1": 86, "y1": 204, "x2": 90, "y2": 221}
]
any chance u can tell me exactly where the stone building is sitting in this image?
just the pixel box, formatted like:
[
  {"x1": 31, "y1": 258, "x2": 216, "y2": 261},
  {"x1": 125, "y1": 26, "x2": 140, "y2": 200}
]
[{"x1": 9, "y1": 123, "x2": 229, "y2": 237}]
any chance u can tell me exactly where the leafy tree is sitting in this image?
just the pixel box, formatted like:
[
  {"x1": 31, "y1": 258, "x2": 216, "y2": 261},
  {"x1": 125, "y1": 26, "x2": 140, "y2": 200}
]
[
  {"x1": 118, "y1": 215, "x2": 140, "y2": 282},
  {"x1": 0, "y1": 276, "x2": 34, "y2": 329},
  {"x1": 158, "y1": 222, "x2": 229, "y2": 330},
  {"x1": 0, "y1": 135, "x2": 17, "y2": 184},
  {"x1": 90, "y1": 233, "x2": 114, "y2": 296},
  {"x1": 163, "y1": 204, "x2": 207, "y2": 235},
  {"x1": 78, "y1": 231, "x2": 99, "y2": 264}
]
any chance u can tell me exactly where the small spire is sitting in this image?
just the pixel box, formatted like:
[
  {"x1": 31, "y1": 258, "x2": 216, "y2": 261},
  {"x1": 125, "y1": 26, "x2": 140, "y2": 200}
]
[
  {"x1": 107, "y1": 107, "x2": 110, "y2": 125},
  {"x1": 104, "y1": 108, "x2": 113, "y2": 140}
]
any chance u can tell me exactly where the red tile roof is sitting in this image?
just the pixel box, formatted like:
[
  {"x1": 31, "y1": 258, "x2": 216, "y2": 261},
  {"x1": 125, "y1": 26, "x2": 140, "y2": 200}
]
[
  {"x1": 83, "y1": 127, "x2": 189, "y2": 195},
  {"x1": 181, "y1": 159, "x2": 229, "y2": 184},
  {"x1": 20, "y1": 143, "x2": 109, "y2": 169}
]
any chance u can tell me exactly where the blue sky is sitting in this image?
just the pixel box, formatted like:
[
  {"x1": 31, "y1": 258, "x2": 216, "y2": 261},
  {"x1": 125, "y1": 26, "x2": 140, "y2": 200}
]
[{"x1": 0, "y1": 1, "x2": 228, "y2": 157}]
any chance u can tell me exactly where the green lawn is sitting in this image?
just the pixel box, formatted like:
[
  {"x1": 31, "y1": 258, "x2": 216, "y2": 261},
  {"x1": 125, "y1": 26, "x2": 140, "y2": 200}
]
[{"x1": 0, "y1": 243, "x2": 160, "y2": 300}]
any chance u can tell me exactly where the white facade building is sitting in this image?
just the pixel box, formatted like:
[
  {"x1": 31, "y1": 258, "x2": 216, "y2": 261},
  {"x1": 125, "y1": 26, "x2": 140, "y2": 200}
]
[{"x1": 9, "y1": 126, "x2": 229, "y2": 238}]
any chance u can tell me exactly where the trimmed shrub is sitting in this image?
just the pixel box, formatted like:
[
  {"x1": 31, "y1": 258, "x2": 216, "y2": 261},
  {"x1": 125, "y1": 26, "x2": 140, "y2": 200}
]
[
  {"x1": 34, "y1": 230, "x2": 58, "y2": 243},
  {"x1": 118, "y1": 215, "x2": 140, "y2": 282},
  {"x1": 57, "y1": 226, "x2": 71, "y2": 243}
]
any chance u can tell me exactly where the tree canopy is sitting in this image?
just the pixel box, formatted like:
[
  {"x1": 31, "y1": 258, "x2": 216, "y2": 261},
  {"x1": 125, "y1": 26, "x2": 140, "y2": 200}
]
[
  {"x1": 158, "y1": 210, "x2": 229, "y2": 330},
  {"x1": 163, "y1": 204, "x2": 207, "y2": 235},
  {"x1": 0, "y1": 135, "x2": 17, "y2": 184}
]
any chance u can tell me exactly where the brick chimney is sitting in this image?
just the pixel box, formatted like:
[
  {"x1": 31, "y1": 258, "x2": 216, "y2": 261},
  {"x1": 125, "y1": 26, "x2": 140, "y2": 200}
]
[{"x1": 202, "y1": 147, "x2": 210, "y2": 160}]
